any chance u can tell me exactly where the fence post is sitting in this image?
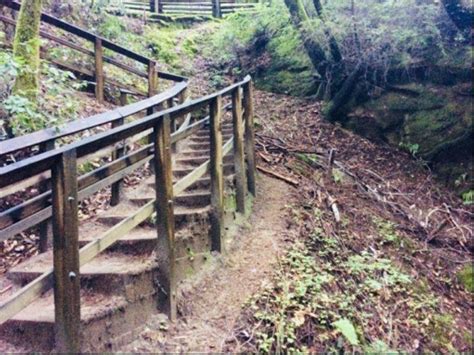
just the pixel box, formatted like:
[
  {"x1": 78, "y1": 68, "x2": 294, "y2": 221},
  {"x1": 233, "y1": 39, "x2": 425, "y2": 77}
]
[
  {"x1": 209, "y1": 96, "x2": 224, "y2": 252},
  {"x1": 243, "y1": 81, "x2": 256, "y2": 196},
  {"x1": 148, "y1": 60, "x2": 157, "y2": 98},
  {"x1": 110, "y1": 117, "x2": 125, "y2": 206},
  {"x1": 51, "y1": 150, "x2": 80, "y2": 353},
  {"x1": 212, "y1": 0, "x2": 222, "y2": 18},
  {"x1": 152, "y1": 114, "x2": 177, "y2": 321},
  {"x1": 38, "y1": 139, "x2": 55, "y2": 252},
  {"x1": 94, "y1": 38, "x2": 104, "y2": 104},
  {"x1": 232, "y1": 87, "x2": 246, "y2": 214}
]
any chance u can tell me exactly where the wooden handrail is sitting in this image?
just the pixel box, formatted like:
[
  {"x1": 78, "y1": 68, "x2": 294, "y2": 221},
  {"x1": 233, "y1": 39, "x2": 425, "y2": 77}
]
[
  {"x1": 0, "y1": 76, "x2": 251, "y2": 187},
  {"x1": 0, "y1": 82, "x2": 188, "y2": 157}
]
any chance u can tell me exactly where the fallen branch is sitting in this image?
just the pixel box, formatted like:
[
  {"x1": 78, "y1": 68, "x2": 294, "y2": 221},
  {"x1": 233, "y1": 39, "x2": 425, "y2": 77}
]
[{"x1": 257, "y1": 165, "x2": 299, "y2": 186}]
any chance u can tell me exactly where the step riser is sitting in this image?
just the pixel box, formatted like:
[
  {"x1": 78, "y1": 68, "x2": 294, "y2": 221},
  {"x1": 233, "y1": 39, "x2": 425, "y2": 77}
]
[
  {"x1": 173, "y1": 164, "x2": 234, "y2": 178},
  {"x1": 176, "y1": 155, "x2": 232, "y2": 167}
]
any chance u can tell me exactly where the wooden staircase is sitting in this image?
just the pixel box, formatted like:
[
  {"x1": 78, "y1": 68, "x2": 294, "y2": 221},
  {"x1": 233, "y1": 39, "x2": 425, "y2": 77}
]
[{"x1": 0, "y1": 122, "x2": 242, "y2": 352}]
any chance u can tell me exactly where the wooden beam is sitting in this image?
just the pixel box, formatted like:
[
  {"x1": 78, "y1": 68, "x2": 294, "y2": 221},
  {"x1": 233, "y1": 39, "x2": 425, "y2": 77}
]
[
  {"x1": 152, "y1": 114, "x2": 177, "y2": 321},
  {"x1": 51, "y1": 150, "x2": 80, "y2": 353},
  {"x1": 209, "y1": 96, "x2": 224, "y2": 252},
  {"x1": 243, "y1": 81, "x2": 256, "y2": 196},
  {"x1": 232, "y1": 87, "x2": 246, "y2": 214},
  {"x1": 94, "y1": 38, "x2": 104, "y2": 104},
  {"x1": 110, "y1": 118, "x2": 125, "y2": 206},
  {"x1": 38, "y1": 140, "x2": 54, "y2": 252},
  {"x1": 148, "y1": 60, "x2": 158, "y2": 98}
]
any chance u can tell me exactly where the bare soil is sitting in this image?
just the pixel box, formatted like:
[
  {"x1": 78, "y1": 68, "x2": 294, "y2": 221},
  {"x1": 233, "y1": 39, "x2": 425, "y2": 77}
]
[{"x1": 121, "y1": 175, "x2": 295, "y2": 352}]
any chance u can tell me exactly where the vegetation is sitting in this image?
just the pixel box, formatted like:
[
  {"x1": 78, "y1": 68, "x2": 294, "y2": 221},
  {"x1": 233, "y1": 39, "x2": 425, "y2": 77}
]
[{"x1": 12, "y1": 0, "x2": 43, "y2": 101}]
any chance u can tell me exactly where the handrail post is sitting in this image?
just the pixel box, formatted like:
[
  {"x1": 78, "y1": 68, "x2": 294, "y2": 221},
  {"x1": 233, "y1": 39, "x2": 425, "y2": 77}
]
[
  {"x1": 167, "y1": 98, "x2": 177, "y2": 153},
  {"x1": 243, "y1": 81, "x2": 256, "y2": 196},
  {"x1": 209, "y1": 96, "x2": 224, "y2": 252},
  {"x1": 148, "y1": 60, "x2": 158, "y2": 98},
  {"x1": 51, "y1": 150, "x2": 80, "y2": 353},
  {"x1": 94, "y1": 38, "x2": 104, "y2": 104},
  {"x1": 110, "y1": 117, "x2": 125, "y2": 206},
  {"x1": 212, "y1": 0, "x2": 222, "y2": 18},
  {"x1": 232, "y1": 87, "x2": 246, "y2": 214},
  {"x1": 38, "y1": 139, "x2": 55, "y2": 252},
  {"x1": 152, "y1": 114, "x2": 177, "y2": 321}
]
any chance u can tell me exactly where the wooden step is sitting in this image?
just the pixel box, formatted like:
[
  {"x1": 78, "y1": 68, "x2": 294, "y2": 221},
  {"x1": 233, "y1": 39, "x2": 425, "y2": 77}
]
[{"x1": 0, "y1": 289, "x2": 160, "y2": 352}]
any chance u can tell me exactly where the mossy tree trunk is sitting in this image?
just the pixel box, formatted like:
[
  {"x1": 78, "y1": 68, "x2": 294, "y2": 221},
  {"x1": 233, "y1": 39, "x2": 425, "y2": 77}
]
[{"x1": 12, "y1": 0, "x2": 42, "y2": 101}]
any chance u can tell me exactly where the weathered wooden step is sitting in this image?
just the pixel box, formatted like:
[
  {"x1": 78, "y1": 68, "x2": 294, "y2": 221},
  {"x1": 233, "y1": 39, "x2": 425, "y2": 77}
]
[
  {"x1": 189, "y1": 134, "x2": 232, "y2": 144},
  {"x1": 79, "y1": 225, "x2": 157, "y2": 254},
  {"x1": 175, "y1": 154, "x2": 232, "y2": 168},
  {"x1": 130, "y1": 189, "x2": 211, "y2": 208},
  {"x1": 0, "y1": 289, "x2": 159, "y2": 352},
  {"x1": 172, "y1": 163, "x2": 234, "y2": 178},
  {"x1": 7, "y1": 251, "x2": 156, "y2": 288},
  {"x1": 179, "y1": 149, "x2": 210, "y2": 157}
]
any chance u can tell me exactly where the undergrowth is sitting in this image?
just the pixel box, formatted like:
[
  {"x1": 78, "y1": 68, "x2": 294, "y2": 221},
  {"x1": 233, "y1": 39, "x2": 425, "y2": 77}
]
[
  {"x1": 0, "y1": 51, "x2": 83, "y2": 137},
  {"x1": 234, "y1": 201, "x2": 467, "y2": 353}
]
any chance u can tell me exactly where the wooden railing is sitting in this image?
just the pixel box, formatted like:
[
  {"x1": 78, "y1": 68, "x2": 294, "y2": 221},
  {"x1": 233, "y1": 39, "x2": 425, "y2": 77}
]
[
  {"x1": 0, "y1": 0, "x2": 187, "y2": 102},
  {"x1": 0, "y1": 75, "x2": 256, "y2": 352},
  {"x1": 147, "y1": 0, "x2": 258, "y2": 17}
]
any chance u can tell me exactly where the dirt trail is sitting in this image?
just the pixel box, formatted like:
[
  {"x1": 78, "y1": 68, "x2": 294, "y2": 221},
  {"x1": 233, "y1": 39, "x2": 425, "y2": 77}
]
[{"x1": 122, "y1": 175, "x2": 294, "y2": 352}]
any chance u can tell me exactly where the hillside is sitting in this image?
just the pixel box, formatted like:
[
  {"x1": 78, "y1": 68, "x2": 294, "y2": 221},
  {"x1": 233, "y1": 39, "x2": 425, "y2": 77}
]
[{"x1": 0, "y1": 1, "x2": 472, "y2": 353}]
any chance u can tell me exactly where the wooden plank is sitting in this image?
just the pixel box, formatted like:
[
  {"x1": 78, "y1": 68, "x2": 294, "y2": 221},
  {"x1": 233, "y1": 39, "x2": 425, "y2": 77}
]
[
  {"x1": 243, "y1": 80, "x2": 256, "y2": 196},
  {"x1": 232, "y1": 87, "x2": 246, "y2": 214},
  {"x1": 209, "y1": 96, "x2": 224, "y2": 252},
  {"x1": 94, "y1": 38, "x2": 104, "y2": 104},
  {"x1": 51, "y1": 149, "x2": 80, "y2": 353},
  {"x1": 152, "y1": 114, "x2": 177, "y2": 321}
]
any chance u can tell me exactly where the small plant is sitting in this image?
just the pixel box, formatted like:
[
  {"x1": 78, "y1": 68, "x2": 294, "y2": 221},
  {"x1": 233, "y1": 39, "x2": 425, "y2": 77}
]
[{"x1": 461, "y1": 190, "x2": 474, "y2": 205}]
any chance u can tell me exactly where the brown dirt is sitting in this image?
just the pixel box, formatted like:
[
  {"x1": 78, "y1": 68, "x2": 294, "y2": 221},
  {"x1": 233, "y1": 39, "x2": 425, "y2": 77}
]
[{"x1": 120, "y1": 175, "x2": 295, "y2": 352}]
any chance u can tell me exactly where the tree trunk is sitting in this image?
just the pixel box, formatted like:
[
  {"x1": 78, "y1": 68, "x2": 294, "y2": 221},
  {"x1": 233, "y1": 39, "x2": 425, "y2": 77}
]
[
  {"x1": 283, "y1": 0, "x2": 329, "y2": 80},
  {"x1": 324, "y1": 62, "x2": 364, "y2": 122},
  {"x1": 12, "y1": 0, "x2": 42, "y2": 101},
  {"x1": 312, "y1": 0, "x2": 343, "y2": 63}
]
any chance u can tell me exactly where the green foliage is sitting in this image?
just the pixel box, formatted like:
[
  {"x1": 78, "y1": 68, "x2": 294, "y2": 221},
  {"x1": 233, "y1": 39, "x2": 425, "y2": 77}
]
[
  {"x1": 364, "y1": 340, "x2": 398, "y2": 354},
  {"x1": 373, "y1": 217, "x2": 401, "y2": 244},
  {"x1": 457, "y1": 264, "x2": 473, "y2": 292},
  {"x1": 98, "y1": 14, "x2": 126, "y2": 40},
  {"x1": 461, "y1": 190, "x2": 474, "y2": 205},
  {"x1": 0, "y1": 52, "x2": 82, "y2": 136},
  {"x1": 203, "y1": 2, "x2": 315, "y2": 96},
  {"x1": 332, "y1": 318, "x2": 359, "y2": 346}
]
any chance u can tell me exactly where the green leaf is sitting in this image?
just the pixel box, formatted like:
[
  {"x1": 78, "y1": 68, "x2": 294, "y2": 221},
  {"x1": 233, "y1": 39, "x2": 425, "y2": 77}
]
[{"x1": 332, "y1": 318, "x2": 359, "y2": 346}]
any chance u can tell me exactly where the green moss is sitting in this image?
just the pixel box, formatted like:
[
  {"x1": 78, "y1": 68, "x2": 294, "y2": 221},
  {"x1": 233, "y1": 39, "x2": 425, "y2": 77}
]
[
  {"x1": 429, "y1": 314, "x2": 455, "y2": 351},
  {"x1": 457, "y1": 265, "x2": 474, "y2": 293},
  {"x1": 12, "y1": 0, "x2": 42, "y2": 100}
]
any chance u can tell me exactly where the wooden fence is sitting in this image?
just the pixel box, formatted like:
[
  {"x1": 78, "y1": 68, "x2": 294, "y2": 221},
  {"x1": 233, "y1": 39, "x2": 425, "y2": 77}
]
[
  {"x1": 0, "y1": 74, "x2": 256, "y2": 352},
  {"x1": 148, "y1": 0, "x2": 258, "y2": 17}
]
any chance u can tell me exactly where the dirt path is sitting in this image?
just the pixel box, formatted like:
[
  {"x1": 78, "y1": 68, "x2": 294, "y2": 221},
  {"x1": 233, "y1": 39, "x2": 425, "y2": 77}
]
[{"x1": 122, "y1": 175, "x2": 294, "y2": 352}]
